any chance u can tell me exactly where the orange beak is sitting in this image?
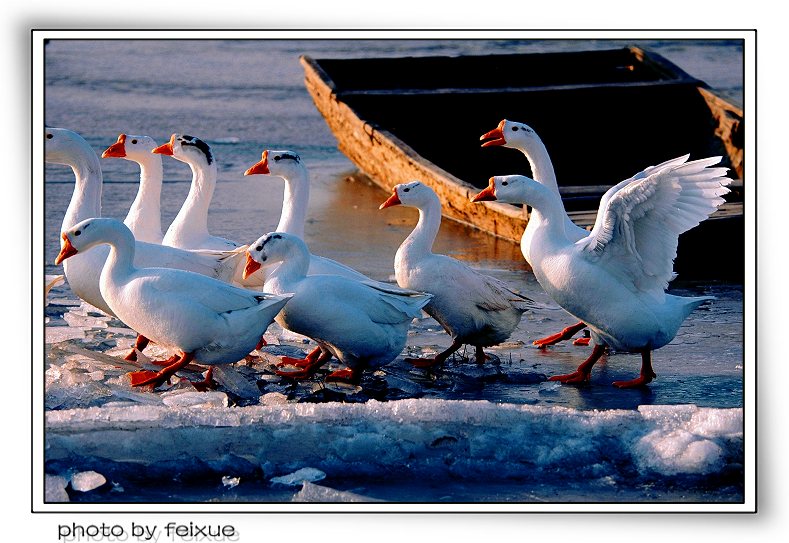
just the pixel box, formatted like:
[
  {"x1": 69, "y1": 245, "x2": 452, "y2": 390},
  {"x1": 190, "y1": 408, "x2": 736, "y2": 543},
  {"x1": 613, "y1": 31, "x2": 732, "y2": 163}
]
[
  {"x1": 379, "y1": 190, "x2": 401, "y2": 210},
  {"x1": 244, "y1": 150, "x2": 270, "y2": 176},
  {"x1": 152, "y1": 134, "x2": 176, "y2": 155},
  {"x1": 480, "y1": 120, "x2": 507, "y2": 147},
  {"x1": 242, "y1": 252, "x2": 261, "y2": 279},
  {"x1": 471, "y1": 178, "x2": 498, "y2": 202},
  {"x1": 55, "y1": 233, "x2": 78, "y2": 265},
  {"x1": 101, "y1": 134, "x2": 127, "y2": 158}
]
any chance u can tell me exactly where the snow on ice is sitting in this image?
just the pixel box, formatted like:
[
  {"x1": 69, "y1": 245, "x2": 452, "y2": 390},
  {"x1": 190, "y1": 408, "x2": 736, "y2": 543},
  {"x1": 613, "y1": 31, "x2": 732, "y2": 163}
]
[{"x1": 45, "y1": 400, "x2": 742, "y2": 485}]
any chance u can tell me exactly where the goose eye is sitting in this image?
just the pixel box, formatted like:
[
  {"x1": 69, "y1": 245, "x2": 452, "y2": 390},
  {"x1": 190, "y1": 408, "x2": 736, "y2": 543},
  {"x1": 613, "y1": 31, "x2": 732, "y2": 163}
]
[
  {"x1": 403, "y1": 188, "x2": 410, "y2": 192},
  {"x1": 131, "y1": 139, "x2": 138, "y2": 144},
  {"x1": 74, "y1": 230, "x2": 81, "y2": 236},
  {"x1": 273, "y1": 156, "x2": 281, "y2": 161},
  {"x1": 46, "y1": 133, "x2": 53, "y2": 139},
  {"x1": 511, "y1": 126, "x2": 518, "y2": 132},
  {"x1": 502, "y1": 181, "x2": 509, "y2": 186},
  {"x1": 255, "y1": 245, "x2": 263, "y2": 251}
]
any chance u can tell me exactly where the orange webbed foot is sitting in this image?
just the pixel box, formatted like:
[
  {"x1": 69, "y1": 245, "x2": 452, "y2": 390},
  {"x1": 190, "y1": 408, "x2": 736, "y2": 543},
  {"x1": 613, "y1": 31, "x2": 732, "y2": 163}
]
[
  {"x1": 277, "y1": 356, "x2": 318, "y2": 369},
  {"x1": 405, "y1": 356, "x2": 443, "y2": 368},
  {"x1": 572, "y1": 337, "x2": 591, "y2": 346},
  {"x1": 128, "y1": 370, "x2": 165, "y2": 388},
  {"x1": 325, "y1": 368, "x2": 360, "y2": 383},
  {"x1": 548, "y1": 370, "x2": 591, "y2": 384},
  {"x1": 533, "y1": 322, "x2": 587, "y2": 348},
  {"x1": 274, "y1": 347, "x2": 328, "y2": 379},
  {"x1": 613, "y1": 370, "x2": 656, "y2": 389},
  {"x1": 191, "y1": 367, "x2": 215, "y2": 392}
]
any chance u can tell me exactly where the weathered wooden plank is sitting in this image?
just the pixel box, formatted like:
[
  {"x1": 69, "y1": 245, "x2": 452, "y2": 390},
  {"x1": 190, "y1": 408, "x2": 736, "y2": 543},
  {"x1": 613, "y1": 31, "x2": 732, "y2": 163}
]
[
  {"x1": 302, "y1": 56, "x2": 528, "y2": 244},
  {"x1": 698, "y1": 87, "x2": 744, "y2": 180},
  {"x1": 301, "y1": 54, "x2": 744, "y2": 249}
]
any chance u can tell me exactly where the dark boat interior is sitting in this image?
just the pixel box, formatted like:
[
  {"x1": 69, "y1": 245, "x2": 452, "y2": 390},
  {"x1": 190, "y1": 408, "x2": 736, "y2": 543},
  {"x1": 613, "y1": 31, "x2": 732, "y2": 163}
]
[
  {"x1": 317, "y1": 48, "x2": 742, "y2": 199},
  {"x1": 311, "y1": 48, "x2": 745, "y2": 280}
]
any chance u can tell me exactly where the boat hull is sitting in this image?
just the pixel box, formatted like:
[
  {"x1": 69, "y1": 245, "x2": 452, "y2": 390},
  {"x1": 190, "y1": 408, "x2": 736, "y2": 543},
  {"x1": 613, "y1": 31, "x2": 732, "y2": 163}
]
[{"x1": 301, "y1": 48, "x2": 744, "y2": 281}]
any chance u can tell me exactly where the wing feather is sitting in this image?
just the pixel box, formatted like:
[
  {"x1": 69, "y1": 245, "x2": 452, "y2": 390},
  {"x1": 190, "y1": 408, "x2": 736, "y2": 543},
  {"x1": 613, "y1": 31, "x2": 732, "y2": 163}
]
[{"x1": 578, "y1": 157, "x2": 731, "y2": 299}]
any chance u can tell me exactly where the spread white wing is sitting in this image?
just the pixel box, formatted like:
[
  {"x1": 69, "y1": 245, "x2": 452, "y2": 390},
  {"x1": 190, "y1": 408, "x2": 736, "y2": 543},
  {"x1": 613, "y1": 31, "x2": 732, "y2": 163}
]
[{"x1": 577, "y1": 156, "x2": 731, "y2": 300}]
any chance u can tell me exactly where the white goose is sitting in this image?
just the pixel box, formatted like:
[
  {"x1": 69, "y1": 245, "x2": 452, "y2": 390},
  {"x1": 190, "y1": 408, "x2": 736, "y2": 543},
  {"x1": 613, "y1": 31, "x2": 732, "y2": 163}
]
[
  {"x1": 46, "y1": 128, "x2": 244, "y2": 357},
  {"x1": 242, "y1": 149, "x2": 379, "y2": 283},
  {"x1": 155, "y1": 133, "x2": 240, "y2": 251},
  {"x1": 380, "y1": 181, "x2": 525, "y2": 366},
  {"x1": 55, "y1": 218, "x2": 291, "y2": 389},
  {"x1": 472, "y1": 157, "x2": 731, "y2": 387},
  {"x1": 101, "y1": 133, "x2": 164, "y2": 244},
  {"x1": 243, "y1": 232, "x2": 432, "y2": 384},
  {"x1": 481, "y1": 119, "x2": 691, "y2": 348}
]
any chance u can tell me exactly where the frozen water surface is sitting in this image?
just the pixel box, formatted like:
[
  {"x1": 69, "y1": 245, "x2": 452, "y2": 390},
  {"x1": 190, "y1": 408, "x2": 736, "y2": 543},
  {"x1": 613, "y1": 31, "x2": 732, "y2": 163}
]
[{"x1": 42, "y1": 39, "x2": 745, "y2": 504}]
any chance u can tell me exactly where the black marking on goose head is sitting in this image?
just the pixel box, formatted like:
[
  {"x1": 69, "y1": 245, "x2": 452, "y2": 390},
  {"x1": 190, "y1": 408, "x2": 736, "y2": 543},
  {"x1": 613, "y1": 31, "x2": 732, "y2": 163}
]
[
  {"x1": 272, "y1": 152, "x2": 300, "y2": 163},
  {"x1": 260, "y1": 233, "x2": 284, "y2": 250},
  {"x1": 180, "y1": 135, "x2": 214, "y2": 165}
]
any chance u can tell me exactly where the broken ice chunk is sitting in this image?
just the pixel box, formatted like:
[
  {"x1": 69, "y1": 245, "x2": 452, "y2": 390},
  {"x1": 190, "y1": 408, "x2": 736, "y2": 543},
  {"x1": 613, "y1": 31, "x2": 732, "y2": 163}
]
[
  {"x1": 323, "y1": 381, "x2": 363, "y2": 395},
  {"x1": 221, "y1": 476, "x2": 240, "y2": 489},
  {"x1": 63, "y1": 311, "x2": 110, "y2": 329},
  {"x1": 270, "y1": 467, "x2": 326, "y2": 487},
  {"x1": 259, "y1": 392, "x2": 289, "y2": 406},
  {"x1": 105, "y1": 384, "x2": 164, "y2": 406},
  {"x1": 292, "y1": 482, "x2": 384, "y2": 502},
  {"x1": 212, "y1": 365, "x2": 261, "y2": 400},
  {"x1": 70, "y1": 470, "x2": 107, "y2": 492},
  {"x1": 45, "y1": 365, "x2": 114, "y2": 410},
  {"x1": 50, "y1": 343, "x2": 140, "y2": 372},
  {"x1": 46, "y1": 327, "x2": 87, "y2": 344},
  {"x1": 45, "y1": 474, "x2": 69, "y2": 502},
  {"x1": 161, "y1": 390, "x2": 229, "y2": 408}
]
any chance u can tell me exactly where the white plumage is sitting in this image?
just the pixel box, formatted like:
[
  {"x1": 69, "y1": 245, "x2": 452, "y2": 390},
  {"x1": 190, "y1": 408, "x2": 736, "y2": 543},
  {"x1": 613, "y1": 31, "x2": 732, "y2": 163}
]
[
  {"x1": 241, "y1": 149, "x2": 418, "y2": 289},
  {"x1": 245, "y1": 232, "x2": 432, "y2": 383},
  {"x1": 56, "y1": 218, "x2": 291, "y2": 388},
  {"x1": 381, "y1": 180, "x2": 525, "y2": 366},
  {"x1": 46, "y1": 127, "x2": 245, "y2": 317},
  {"x1": 473, "y1": 156, "x2": 730, "y2": 387},
  {"x1": 101, "y1": 133, "x2": 165, "y2": 244},
  {"x1": 156, "y1": 133, "x2": 241, "y2": 251},
  {"x1": 481, "y1": 118, "x2": 694, "y2": 348}
]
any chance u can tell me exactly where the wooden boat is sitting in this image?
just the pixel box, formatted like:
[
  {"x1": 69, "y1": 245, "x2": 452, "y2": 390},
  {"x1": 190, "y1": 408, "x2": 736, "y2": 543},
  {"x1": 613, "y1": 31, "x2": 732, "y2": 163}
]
[{"x1": 301, "y1": 47, "x2": 744, "y2": 280}]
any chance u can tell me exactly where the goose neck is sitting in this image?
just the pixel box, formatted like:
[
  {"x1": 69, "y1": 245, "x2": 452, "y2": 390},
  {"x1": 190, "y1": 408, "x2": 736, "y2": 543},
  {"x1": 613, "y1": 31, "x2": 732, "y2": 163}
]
[
  {"x1": 522, "y1": 183, "x2": 568, "y2": 241},
  {"x1": 517, "y1": 138, "x2": 560, "y2": 194},
  {"x1": 276, "y1": 170, "x2": 309, "y2": 238},
  {"x1": 399, "y1": 199, "x2": 441, "y2": 263},
  {"x1": 101, "y1": 225, "x2": 137, "y2": 284},
  {"x1": 62, "y1": 151, "x2": 103, "y2": 232},
  {"x1": 266, "y1": 250, "x2": 310, "y2": 290},
  {"x1": 173, "y1": 162, "x2": 217, "y2": 236},
  {"x1": 126, "y1": 158, "x2": 164, "y2": 229}
]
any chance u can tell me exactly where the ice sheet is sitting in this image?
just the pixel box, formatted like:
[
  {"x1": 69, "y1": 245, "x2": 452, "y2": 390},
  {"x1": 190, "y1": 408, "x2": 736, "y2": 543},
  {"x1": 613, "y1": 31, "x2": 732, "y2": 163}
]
[
  {"x1": 292, "y1": 482, "x2": 384, "y2": 502},
  {"x1": 45, "y1": 400, "x2": 742, "y2": 487}
]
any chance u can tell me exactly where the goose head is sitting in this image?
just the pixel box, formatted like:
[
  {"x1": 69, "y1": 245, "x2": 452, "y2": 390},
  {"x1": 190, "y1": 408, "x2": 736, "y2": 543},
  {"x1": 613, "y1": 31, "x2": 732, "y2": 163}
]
[
  {"x1": 379, "y1": 180, "x2": 439, "y2": 210},
  {"x1": 471, "y1": 175, "x2": 537, "y2": 205},
  {"x1": 243, "y1": 232, "x2": 307, "y2": 279},
  {"x1": 55, "y1": 217, "x2": 126, "y2": 265},
  {"x1": 480, "y1": 119, "x2": 539, "y2": 150},
  {"x1": 102, "y1": 133, "x2": 159, "y2": 162},
  {"x1": 152, "y1": 133, "x2": 214, "y2": 168},
  {"x1": 45, "y1": 127, "x2": 95, "y2": 167},
  {"x1": 244, "y1": 150, "x2": 304, "y2": 179}
]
